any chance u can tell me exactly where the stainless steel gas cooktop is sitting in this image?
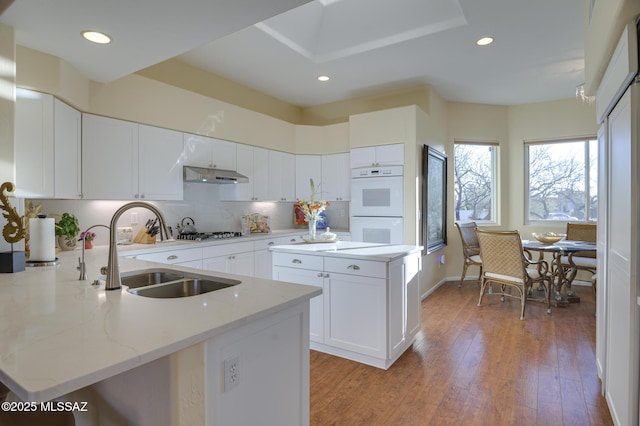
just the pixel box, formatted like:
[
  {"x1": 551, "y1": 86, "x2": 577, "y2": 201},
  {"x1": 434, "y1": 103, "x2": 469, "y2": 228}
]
[{"x1": 176, "y1": 231, "x2": 243, "y2": 241}]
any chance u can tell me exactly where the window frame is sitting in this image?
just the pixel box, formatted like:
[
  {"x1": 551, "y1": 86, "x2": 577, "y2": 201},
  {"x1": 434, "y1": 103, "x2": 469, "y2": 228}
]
[
  {"x1": 524, "y1": 136, "x2": 598, "y2": 224},
  {"x1": 453, "y1": 140, "x2": 498, "y2": 225}
]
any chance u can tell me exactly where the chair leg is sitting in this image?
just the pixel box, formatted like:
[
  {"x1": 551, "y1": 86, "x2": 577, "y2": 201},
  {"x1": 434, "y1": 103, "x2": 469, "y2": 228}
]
[
  {"x1": 477, "y1": 278, "x2": 488, "y2": 307},
  {"x1": 459, "y1": 262, "x2": 469, "y2": 287},
  {"x1": 519, "y1": 286, "x2": 526, "y2": 320}
]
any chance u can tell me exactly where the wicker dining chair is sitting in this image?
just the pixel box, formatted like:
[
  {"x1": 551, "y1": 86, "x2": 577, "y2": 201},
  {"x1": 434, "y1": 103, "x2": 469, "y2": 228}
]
[
  {"x1": 454, "y1": 222, "x2": 483, "y2": 287},
  {"x1": 563, "y1": 222, "x2": 597, "y2": 297},
  {"x1": 476, "y1": 229, "x2": 551, "y2": 320}
]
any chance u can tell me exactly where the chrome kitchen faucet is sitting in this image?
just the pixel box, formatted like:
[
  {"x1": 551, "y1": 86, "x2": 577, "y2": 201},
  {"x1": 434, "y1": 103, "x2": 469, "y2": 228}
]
[{"x1": 104, "y1": 202, "x2": 172, "y2": 290}]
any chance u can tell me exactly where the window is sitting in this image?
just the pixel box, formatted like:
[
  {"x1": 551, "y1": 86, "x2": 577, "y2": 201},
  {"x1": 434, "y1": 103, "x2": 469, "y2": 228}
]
[
  {"x1": 454, "y1": 141, "x2": 497, "y2": 223},
  {"x1": 525, "y1": 138, "x2": 597, "y2": 222}
]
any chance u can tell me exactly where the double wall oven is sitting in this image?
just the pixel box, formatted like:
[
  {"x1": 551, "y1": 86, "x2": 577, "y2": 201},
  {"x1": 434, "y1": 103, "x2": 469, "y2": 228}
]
[{"x1": 350, "y1": 165, "x2": 404, "y2": 244}]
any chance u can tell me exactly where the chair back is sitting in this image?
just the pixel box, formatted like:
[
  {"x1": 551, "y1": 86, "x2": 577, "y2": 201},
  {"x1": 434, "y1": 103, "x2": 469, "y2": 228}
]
[
  {"x1": 476, "y1": 230, "x2": 526, "y2": 282},
  {"x1": 455, "y1": 222, "x2": 480, "y2": 256},
  {"x1": 566, "y1": 222, "x2": 596, "y2": 258}
]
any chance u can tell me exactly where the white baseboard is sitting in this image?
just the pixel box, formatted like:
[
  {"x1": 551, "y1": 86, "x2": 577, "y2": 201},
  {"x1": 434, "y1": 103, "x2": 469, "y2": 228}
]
[{"x1": 420, "y1": 278, "x2": 448, "y2": 300}]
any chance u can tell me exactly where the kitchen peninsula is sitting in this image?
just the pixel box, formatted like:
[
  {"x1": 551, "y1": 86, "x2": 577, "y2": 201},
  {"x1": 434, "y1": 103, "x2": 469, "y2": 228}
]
[
  {"x1": 0, "y1": 246, "x2": 320, "y2": 425},
  {"x1": 271, "y1": 241, "x2": 422, "y2": 369}
]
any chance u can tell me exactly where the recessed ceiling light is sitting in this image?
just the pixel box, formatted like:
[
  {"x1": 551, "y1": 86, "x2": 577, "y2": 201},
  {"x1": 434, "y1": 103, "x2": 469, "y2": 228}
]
[
  {"x1": 476, "y1": 37, "x2": 494, "y2": 46},
  {"x1": 81, "y1": 31, "x2": 112, "y2": 44},
  {"x1": 318, "y1": 75, "x2": 330, "y2": 82}
]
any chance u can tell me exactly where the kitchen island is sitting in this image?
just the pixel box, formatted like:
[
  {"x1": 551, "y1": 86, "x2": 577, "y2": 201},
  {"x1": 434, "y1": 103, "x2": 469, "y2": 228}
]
[
  {"x1": 270, "y1": 241, "x2": 422, "y2": 369},
  {"x1": 0, "y1": 246, "x2": 320, "y2": 425}
]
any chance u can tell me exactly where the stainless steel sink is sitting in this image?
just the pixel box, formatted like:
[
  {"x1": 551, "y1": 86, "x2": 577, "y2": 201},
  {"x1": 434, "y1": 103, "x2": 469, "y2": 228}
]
[
  {"x1": 122, "y1": 268, "x2": 241, "y2": 298},
  {"x1": 121, "y1": 269, "x2": 186, "y2": 289}
]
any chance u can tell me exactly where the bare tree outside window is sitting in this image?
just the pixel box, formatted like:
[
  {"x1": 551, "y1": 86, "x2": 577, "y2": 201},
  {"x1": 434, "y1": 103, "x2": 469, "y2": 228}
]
[
  {"x1": 526, "y1": 139, "x2": 597, "y2": 222},
  {"x1": 454, "y1": 143, "x2": 496, "y2": 222}
]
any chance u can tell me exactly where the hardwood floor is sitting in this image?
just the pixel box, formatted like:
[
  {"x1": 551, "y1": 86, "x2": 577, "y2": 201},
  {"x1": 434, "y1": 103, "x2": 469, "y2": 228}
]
[{"x1": 310, "y1": 281, "x2": 613, "y2": 426}]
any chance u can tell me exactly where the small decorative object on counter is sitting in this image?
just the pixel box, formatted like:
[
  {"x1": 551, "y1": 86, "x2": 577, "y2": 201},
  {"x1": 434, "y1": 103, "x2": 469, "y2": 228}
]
[
  {"x1": 0, "y1": 182, "x2": 26, "y2": 272},
  {"x1": 116, "y1": 227, "x2": 133, "y2": 245},
  {"x1": 321, "y1": 227, "x2": 337, "y2": 241},
  {"x1": 55, "y1": 212, "x2": 80, "y2": 251},
  {"x1": 242, "y1": 213, "x2": 271, "y2": 234},
  {"x1": 22, "y1": 200, "x2": 45, "y2": 259},
  {"x1": 295, "y1": 178, "x2": 330, "y2": 241},
  {"x1": 316, "y1": 211, "x2": 328, "y2": 230},
  {"x1": 79, "y1": 231, "x2": 96, "y2": 249}
]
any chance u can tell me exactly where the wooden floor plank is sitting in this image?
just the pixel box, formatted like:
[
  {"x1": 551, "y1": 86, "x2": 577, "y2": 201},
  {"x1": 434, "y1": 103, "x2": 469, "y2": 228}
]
[{"x1": 310, "y1": 282, "x2": 613, "y2": 425}]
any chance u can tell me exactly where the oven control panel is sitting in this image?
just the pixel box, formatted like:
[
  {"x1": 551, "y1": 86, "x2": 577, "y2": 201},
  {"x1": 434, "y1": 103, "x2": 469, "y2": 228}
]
[{"x1": 352, "y1": 165, "x2": 403, "y2": 178}]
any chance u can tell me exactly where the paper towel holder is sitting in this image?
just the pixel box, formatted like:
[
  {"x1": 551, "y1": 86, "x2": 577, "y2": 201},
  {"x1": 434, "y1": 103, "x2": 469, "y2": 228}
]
[{"x1": 25, "y1": 214, "x2": 58, "y2": 267}]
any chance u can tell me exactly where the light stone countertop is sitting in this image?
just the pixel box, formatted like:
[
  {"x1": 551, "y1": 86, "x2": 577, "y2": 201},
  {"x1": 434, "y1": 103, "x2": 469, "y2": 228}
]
[
  {"x1": 0, "y1": 245, "x2": 321, "y2": 402},
  {"x1": 115, "y1": 228, "x2": 349, "y2": 256},
  {"x1": 269, "y1": 241, "x2": 423, "y2": 262}
]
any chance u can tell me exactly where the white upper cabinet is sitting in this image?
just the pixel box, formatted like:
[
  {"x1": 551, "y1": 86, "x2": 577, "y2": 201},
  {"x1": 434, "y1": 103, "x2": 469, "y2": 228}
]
[
  {"x1": 53, "y1": 99, "x2": 82, "y2": 199},
  {"x1": 82, "y1": 114, "x2": 183, "y2": 200},
  {"x1": 321, "y1": 153, "x2": 350, "y2": 201},
  {"x1": 82, "y1": 114, "x2": 139, "y2": 199},
  {"x1": 15, "y1": 89, "x2": 54, "y2": 198},
  {"x1": 350, "y1": 143, "x2": 404, "y2": 168},
  {"x1": 138, "y1": 124, "x2": 184, "y2": 200},
  {"x1": 296, "y1": 154, "x2": 350, "y2": 202},
  {"x1": 220, "y1": 144, "x2": 269, "y2": 201},
  {"x1": 268, "y1": 150, "x2": 295, "y2": 201},
  {"x1": 15, "y1": 90, "x2": 82, "y2": 199},
  {"x1": 295, "y1": 155, "x2": 322, "y2": 200},
  {"x1": 183, "y1": 134, "x2": 236, "y2": 171}
]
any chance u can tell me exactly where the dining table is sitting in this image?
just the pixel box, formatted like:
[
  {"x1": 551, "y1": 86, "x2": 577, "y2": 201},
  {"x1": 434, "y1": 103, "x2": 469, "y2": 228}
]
[{"x1": 522, "y1": 239, "x2": 597, "y2": 306}]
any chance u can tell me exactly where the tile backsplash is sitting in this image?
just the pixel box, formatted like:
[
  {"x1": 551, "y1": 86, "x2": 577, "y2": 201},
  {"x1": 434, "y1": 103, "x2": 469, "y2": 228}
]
[{"x1": 32, "y1": 183, "x2": 349, "y2": 246}]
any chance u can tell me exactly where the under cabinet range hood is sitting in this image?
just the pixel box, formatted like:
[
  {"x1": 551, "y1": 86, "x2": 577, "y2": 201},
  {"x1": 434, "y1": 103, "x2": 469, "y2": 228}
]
[{"x1": 183, "y1": 166, "x2": 249, "y2": 184}]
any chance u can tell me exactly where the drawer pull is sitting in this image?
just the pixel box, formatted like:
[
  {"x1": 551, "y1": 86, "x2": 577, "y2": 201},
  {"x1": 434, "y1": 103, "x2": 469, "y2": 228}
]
[
  {"x1": 292, "y1": 259, "x2": 302, "y2": 264},
  {"x1": 268, "y1": 242, "x2": 275, "y2": 245},
  {"x1": 229, "y1": 255, "x2": 235, "y2": 260},
  {"x1": 347, "y1": 264, "x2": 361, "y2": 270},
  {"x1": 324, "y1": 273, "x2": 330, "y2": 278},
  {"x1": 167, "y1": 255, "x2": 178, "y2": 260},
  {"x1": 290, "y1": 238, "x2": 297, "y2": 242},
  {"x1": 317, "y1": 272, "x2": 324, "y2": 277}
]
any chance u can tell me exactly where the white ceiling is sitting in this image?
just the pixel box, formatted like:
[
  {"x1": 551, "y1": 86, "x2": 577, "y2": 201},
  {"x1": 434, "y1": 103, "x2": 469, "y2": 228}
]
[{"x1": 1, "y1": 0, "x2": 585, "y2": 107}]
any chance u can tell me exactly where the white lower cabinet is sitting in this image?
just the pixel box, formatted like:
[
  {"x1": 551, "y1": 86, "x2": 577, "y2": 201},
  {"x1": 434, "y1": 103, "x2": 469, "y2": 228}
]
[
  {"x1": 272, "y1": 250, "x2": 420, "y2": 369},
  {"x1": 324, "y1": 272, "x2": 386, "y2": 357},
  {"x1": 273, "y1": 266, "x2": 325, "y2": 342},
  {"x1": 254, "y1": 235, "x2": 302, "y2": 279},
  {"x1": 202, "y1": 241, "x2": 255, "y2": 277},
  {"x1": 125, "y1": 247, "x2": 203, "y2": 269}
]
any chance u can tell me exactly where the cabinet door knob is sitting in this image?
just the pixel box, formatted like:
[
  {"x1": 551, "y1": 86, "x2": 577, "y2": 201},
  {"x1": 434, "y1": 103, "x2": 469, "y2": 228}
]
[
  {"x1": 229, "y1": 255, "x2": 235, "y2": 260},
  {"x1": 167, "y1": 255, "x2": 178, "y2": 260},
  {"x1": 292, "y1": 259, "x2": 302, "y2": 264},
  {"x1": 317, "y1": 272, "x2": 323, "y2": 277},
  {"x1": 347, "y1": 264, "x2": 360, "y2": 270},
  {"x1": 324, "y1": 273, "x2": 330, "y2": 278}
]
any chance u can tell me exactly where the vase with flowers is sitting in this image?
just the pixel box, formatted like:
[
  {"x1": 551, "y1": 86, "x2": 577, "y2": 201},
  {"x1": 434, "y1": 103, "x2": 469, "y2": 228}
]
[
  {"x1": 78, "y1": 231, "x2": 96, "y2": 249},
  {"x1": 295, "y1": 178, "x2": 330, "y2": 241}
]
